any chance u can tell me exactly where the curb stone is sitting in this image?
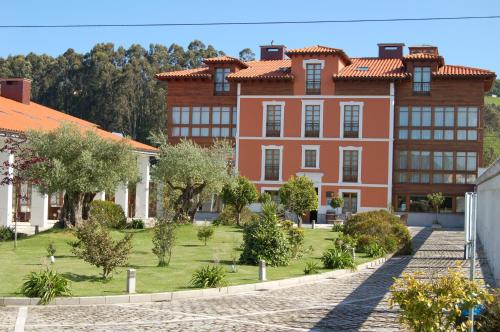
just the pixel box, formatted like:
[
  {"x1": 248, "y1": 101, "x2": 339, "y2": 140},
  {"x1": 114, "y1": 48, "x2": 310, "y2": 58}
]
[{"x1": 1, "y1": 255, "x2": 392, "y2": 306}]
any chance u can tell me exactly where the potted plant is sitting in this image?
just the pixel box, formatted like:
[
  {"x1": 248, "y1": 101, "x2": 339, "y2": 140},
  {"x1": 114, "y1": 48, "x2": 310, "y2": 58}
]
[
  {"x1": 329, "y1": 195, "x2": 344, "y2": 219},
  {"x1": 47, "y1": 242, "x2": 56, "y2": 263},
  {"x1": 427, "y1": 192, "x2": 445, "y2": 230}
]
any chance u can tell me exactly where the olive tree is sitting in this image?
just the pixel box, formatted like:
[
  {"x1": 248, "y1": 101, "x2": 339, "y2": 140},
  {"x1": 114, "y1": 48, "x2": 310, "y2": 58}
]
[
  {"x1": 278, "y1": 176, "x2": 318, "y2": 228},
  {"x1": 17, "y1": 123, "x2": 138, "y2": 227},
  {"x1": 152, "y1": 139, "x2": 232, "y2": 222},
  {"x1": 221, "y1": 176, "x2": 258, "y2": 226}
]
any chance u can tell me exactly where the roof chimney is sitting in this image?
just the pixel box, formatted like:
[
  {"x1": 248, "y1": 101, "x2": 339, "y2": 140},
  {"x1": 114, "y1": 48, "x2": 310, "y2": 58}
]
[
  {"x1": 0, "y1": 78, "x2": 31, "y2": 104},
  {"x1": 260, "y1": 45, "x2": 287, "y2": 61},
  {"x1": 378, "y1": 43, "x2": 405, "y2": 59}
]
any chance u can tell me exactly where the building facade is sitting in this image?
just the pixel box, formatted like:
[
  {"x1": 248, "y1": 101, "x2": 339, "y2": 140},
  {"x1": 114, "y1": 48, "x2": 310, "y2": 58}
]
[
  {"x1": 156, "y1": 43, "x2": 495, "y2": 223},
  {"x1": 0, "y1": 79, "x2": 158, "y2": 231}
]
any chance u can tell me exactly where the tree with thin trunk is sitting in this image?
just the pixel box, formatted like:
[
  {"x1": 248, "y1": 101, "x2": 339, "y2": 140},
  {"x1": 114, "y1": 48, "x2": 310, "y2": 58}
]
[
  {"x1": 427, "y1": 192, "x2": 445, "y2": 224},
  {"x1": 278, "y1": 176, "x2": 318, "y2": 228},
  {"x1": 221, "y1": 176, "x2": 258, "y2": 226},
  {"x1": 151, "y1": 138, "x2": 232, "y2": 223},
  {"x1": 16, "y1": 123, "x2": 138, "y2": 227}
]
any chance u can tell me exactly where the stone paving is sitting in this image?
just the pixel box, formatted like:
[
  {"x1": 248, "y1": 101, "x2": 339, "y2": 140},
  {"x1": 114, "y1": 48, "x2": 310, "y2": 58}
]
[{"x1": 0, "y1": 227, "x2": 494, "y2": 332}]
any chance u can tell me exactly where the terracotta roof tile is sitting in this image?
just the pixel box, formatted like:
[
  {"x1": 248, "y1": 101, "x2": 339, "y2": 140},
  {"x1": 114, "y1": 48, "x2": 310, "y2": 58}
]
[
  {"x1": 202, "y1": 56, "x2": 248, "y2": 68},
  {"x1": 333, "y1": 58, "x2": 406, "y2": 80},
  {"x1": 155, "y1": 67, "x2": 211, "y2": 80},
  {"x1": 434, "y1": 65, "x2": 496, "y2": 78},
  {"x1": 227, "y1": 59, "x2": 293, "y2": 80},
  {"x1": 404, "y1": 53, "x2": 440, "y2": 60},
  {"x1": 286, "y1": 45, "x2": 351, "y2": 64},
  {"x1": 0, "y1": 96, "x2": 156, "y2": 153}
]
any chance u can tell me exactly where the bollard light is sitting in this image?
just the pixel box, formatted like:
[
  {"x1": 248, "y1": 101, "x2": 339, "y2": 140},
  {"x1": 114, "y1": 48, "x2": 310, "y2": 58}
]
[
  {"x1": 312, "y1": 220, "x2": 316, "y2": 229},
  {"x1": 127, "y1": 268, "x2": 136, "y2": 294},
  {"x1": 259, "y1": 260, "x2": 266, "y2": 281}
]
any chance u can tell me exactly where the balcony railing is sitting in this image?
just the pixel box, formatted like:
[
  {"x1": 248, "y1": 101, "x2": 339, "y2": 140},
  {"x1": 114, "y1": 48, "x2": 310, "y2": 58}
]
[
  {"x1": 413, "y1": 82, "x2": 431, "y2": 95},
  {"x1": 266, "y1": 126, "x2": 281, "y2": 137},
  {"x1": 342, "y1": 174, "x2": 358, "y2": 183},
  {"x1": 343, "y1": 130, "x2": 359, "y2": 138},
  {"x1": 264, "y1": 166, "x2": 280, "y2": 181},
  {"x1": 304, "y1": 124, "x2": 320, "y2": 137}
]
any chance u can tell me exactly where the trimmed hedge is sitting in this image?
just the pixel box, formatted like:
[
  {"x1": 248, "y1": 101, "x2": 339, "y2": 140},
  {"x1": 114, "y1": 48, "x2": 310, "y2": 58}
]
[{"x1": 344, "y1": 210, "x2": 412, "y2": 255}]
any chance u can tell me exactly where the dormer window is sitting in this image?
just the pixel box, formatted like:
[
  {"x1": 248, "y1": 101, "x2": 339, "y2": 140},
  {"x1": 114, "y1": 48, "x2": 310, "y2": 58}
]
[
  {"x1": 413, "y1": 67, "x2": 431, "y2": 95},
  {"x1": 305, "y1": 63, "x2": 322, "y2": 95},
  {"x1": 214, "y1": 67, "x2": 230, "y2": 94}
]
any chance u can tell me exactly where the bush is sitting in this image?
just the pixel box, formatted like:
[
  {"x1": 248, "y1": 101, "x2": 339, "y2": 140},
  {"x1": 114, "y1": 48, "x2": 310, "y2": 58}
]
[
  {"x1": 129, "y1": 219, "x2": 144, "y2": 229},
  {"x1": 89, "y1": 200, "x2": 127, "y2": 229},
  {"x1": 304, "y1": 261, "x2": 320, "y2": 275},
  {"x1": 21, "y1": 268, "x2": 72, "y2": 305},
  {"x1": 197, "y1": 225, "x2": 215, "y2": 246},
  {"x1": 0, "y1": 226, "x2": 13, "y2": 241},
  {"x1": 344, "y1": 210, "x2": 412, "y2": 255},
  {"x1": 321, "y1": 247, "x2": 355, "y2": 269},
  {"x1": 190, "y1": 265, "x2": 227, "y2": 288},
  {"x1": 71, "y1": 218, "x2": 133, "y2": 279},
  {"x1": 152, "y1": 218, "x2": 176, "y2": 267},
  {"x1": 365, "y1": 242, "x2": 386, "y2": 258},
  {"x1": 334, "y1": 234, "x2": 357, "y2": 252},
  {"x1": 239, "y1": 202, "x2": 291, "y2": 266},
  {"x1": 46, "y1": 242, "x2": 56, "y2": 256},
  {"x1": 288, "y1": 227, "x2": 305, "y2": 259},
  {"x1": 331, "y1": 223, "x2": 344, "y2": 233},
  {"x1": 481, "y1": 289, "x2": 500, "y2": 332},
  {"x1": 390, "y1": 268, "x2": 492, "y2": 332},
  {"x1": 217, "y1": 205, "x2": 254, "y2": 226}
]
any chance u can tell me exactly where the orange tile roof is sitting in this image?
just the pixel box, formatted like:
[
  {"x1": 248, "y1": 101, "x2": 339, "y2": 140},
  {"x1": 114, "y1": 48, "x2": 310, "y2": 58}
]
[
  {"x1": 155, "y1": 67, "x2": 211, "y2": 80},
  {"x1": 404, "y1": 53, "x2": 440, "y2": 60},
  {"x1": 333, "y1": 58, "x2": 406, "y2": 80},
  {"x1": 286, "y1": 45, "x2": 351, "y2": 64},
  {"x1": 434, "y1": 65, "x2": 496, "y2": 78},
  {"x1": 0, "y1": 96, "x2": 157, "y2": 153},
  {"x1": 202, "y1": 56, "x2": 248, "y2": 68},
  {"x1": 227, "y1": 59, "x2": 293, "y2": 80}
]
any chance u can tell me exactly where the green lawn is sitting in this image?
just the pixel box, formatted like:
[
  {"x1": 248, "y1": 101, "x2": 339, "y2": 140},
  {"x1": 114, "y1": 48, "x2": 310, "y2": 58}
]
[
  {"x1": 485, "y1": 96, "x2": 500, "y2": 106},
  {"x1": 0, "y1": 225, "x2": 372, "y2": 297}
]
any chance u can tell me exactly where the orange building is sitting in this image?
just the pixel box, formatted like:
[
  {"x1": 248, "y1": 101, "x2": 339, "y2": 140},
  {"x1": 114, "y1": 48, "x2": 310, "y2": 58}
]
[{"x1": 156, "y1": 43, "x2": 495, "y2": 225}]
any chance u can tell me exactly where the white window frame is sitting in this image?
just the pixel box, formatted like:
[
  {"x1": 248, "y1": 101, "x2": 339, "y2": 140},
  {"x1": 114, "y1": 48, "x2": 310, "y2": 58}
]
[
  {"x1": 339, "y1": 146, "x2": 362, "y2": 184},
  {"x1": 340, "y1": 101, "x2": 364, "y2": 138},
  {"x1": 301, "y1": 145, "x2": 320, "y2": 169},
  {"x1": 338, "y1": 188, "x2": 361, "y2": 213},
  {"x1": 301, "y1": 100, "x2": 324, "y2": 138},
  {"x1": 302, "y1": 59, "x2": 325, "y2": 69},
  {"x1": 261, "y1": 145, "x2": 284, "y2": 182},
  {"x1": 262, "y1": 101, "x2": 286, "y2": 138}
]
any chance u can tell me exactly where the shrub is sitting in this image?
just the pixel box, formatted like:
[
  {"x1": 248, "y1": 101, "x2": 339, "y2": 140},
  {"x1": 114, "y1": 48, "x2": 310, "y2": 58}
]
[
  {"x1": 321, "y1": 247, "x2": 355, "y2": 269},
  {"x1": 71, "y1": 218, "x2": 133, "y2": 279},
  {"x1": 365, "y1": 242, "x2": 386, "y2": 258},
  {"x1": 218, "y1": 205, "x2": 255, "y2": 226},
  {"x1": 331, "y1": 223, "x2": 344, "y2": 233},
  {"x1": 329, "y1": 195, "x2": 344, "y2": 209},
  {"x1": 0, "y1": 226, "x2": 13, "y2": 241},
  {"x1": 334, "y1": 234, "x2": 357, "y2": 252},
  {"x1": 89, "y1": 200, "x2": 127, "y2": 229},
  {"x1": 129, "y1": 219, "x2": 144, "y2": 229},
  {"x1": 344, "y1": 210, "x2": 412, "y2": 255},
  {"x1": 481, "y1": 289, "x2": 500, "y2": 332},
  {"x1": 46, "y1": 242, "x2": 56, "y2": 256},
  {"x1": 21, "y1": 268, "x2": 72, "y2": 304},
  {"x1": 239, "y1": 202, "x2": 291, "y2": 266},
  {"x1": 304, "y1": 261, "x2": 320, "y2": 275},
  {"x1": 288, "y1": 227, "x2": 305, "y2": 259},
  {"x1": 355, "y1": 234, "x2": 377, "y2": 252},
  {"x1": 390, "y1": 268, "x2": 492, "y2": 332},
  {"x1": 190, "y1": 265, "x2": 227, "y2": 288},
  {"x1": 197, "y1": 225, "x2": 215, "y2": 246},
  {"x1": 152, "y1": 218, "x2": 176, "y2": 267}
]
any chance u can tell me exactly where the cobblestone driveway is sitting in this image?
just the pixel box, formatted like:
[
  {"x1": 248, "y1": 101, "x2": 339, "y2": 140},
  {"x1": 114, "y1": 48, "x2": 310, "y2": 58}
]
[{"x1": 0, "y1": 228, "x2": 494, "y2": 332}]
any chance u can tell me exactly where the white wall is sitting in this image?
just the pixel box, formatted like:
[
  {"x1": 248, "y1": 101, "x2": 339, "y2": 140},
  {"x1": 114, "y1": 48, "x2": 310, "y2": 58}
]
[{"x1": 476, "y1": 158, "x2": 500, "y2": 286}]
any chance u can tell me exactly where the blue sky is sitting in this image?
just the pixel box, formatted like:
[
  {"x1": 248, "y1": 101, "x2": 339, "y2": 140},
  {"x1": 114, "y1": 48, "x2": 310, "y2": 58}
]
[{"x1": 2, "y1": 0, "x2": 500, "y2": 73}]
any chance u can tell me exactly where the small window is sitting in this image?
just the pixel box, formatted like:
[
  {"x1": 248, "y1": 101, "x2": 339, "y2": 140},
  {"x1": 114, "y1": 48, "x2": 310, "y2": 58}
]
[
  {"x1": 266, "y1": 105, "x2": 282, "y2": 137},
  {"x1": 342, "y1": 150, "x2": 359, "y2": 183},
  {"x1": 267, "y1": 48, "x2": 279, "y2": 52},
  {"x1": 302, "y1": 147, "x2": 319, "y2": 169},
  {"x1": 342, "y1": 192, "x2": 358, "y2": 213},
  {"x1": 384, "y1": 46, "x2": 398, "y2": 51},
  {"x1": 343, "y1": 104, "x2": 360, "y2": 138},
  {"x1": 356, "y1": 66, "x2": 369, "y2": 71},
  {"x1": 413, "y1": 67, "x2": 431, "y2": 94},
  {"x1": 305, "y1": 63, "x2": 321, "y2": 94},
  {"x1": 214, "y1": 67, "x2": 230, "y2": 94}
]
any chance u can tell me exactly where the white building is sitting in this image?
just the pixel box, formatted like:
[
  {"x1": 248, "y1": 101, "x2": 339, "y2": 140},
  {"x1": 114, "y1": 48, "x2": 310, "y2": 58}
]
[{"x1": 0, "y1": 78, "x2": 157, "y2": 231}]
